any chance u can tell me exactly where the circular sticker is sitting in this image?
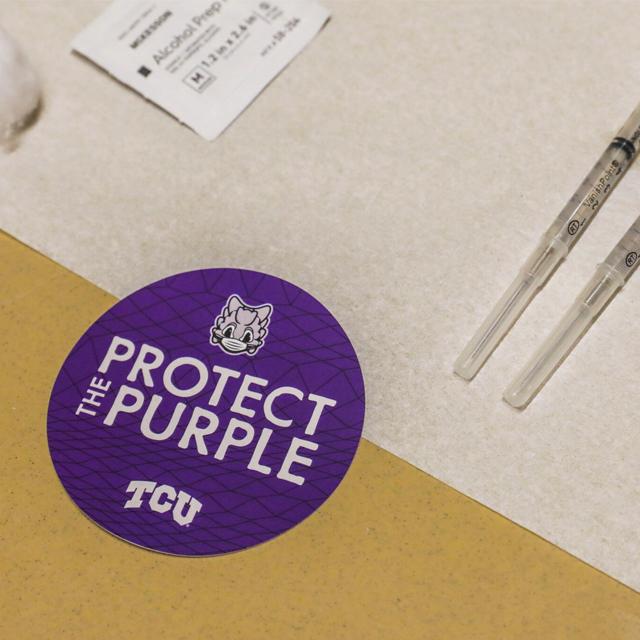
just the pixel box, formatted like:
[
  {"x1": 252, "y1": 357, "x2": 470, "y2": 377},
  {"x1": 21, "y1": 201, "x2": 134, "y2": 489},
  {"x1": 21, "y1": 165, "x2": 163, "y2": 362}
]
[{"x1": 47, "y1": 269, "x2": 365, "y2": 556}]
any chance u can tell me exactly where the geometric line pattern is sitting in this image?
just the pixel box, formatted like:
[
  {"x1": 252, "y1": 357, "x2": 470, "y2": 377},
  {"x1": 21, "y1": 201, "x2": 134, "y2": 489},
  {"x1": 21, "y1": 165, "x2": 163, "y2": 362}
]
[{"x1": 47, "y1": 269, "x2": 365, "y2": 555}]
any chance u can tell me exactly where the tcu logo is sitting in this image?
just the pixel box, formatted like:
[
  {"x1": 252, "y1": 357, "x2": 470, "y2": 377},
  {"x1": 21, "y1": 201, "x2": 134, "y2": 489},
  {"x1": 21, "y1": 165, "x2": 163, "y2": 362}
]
[
  {"x1": 124, "y1": 480, "x2": 202, "y2": 526},
  {"x1": 210, "y1": 294, "x2": 273, "y2": 356}
]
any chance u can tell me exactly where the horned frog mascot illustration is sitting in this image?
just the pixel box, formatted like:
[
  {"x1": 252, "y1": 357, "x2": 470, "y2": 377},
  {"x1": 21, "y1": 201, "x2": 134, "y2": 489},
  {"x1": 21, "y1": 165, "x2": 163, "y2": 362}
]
[{"x1": 210, "y1": 295, "x2": 273, "y2": 356}]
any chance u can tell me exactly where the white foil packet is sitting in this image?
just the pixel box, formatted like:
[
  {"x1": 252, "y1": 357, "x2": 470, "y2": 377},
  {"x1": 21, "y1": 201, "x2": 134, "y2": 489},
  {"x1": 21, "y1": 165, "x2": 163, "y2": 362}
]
[{"x1": 72, "y1": 0, "x2": 329, "y2": 140}]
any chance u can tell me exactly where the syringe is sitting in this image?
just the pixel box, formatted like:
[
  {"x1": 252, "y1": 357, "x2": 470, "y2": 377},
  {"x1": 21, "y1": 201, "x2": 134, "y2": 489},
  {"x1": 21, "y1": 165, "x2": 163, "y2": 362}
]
[
  {"x1": 454, "y1": 103, "x2": 640, "y2": 380},
  {"x1": 504, "y1": 215, "x2": 640, "y2": 408}
]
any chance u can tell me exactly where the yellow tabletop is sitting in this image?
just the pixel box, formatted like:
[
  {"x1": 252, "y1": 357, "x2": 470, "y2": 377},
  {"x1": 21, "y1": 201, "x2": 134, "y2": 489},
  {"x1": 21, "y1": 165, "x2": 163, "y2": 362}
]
[{"x1": 1, "y1": 231, "x2": 639, "y2": 638}]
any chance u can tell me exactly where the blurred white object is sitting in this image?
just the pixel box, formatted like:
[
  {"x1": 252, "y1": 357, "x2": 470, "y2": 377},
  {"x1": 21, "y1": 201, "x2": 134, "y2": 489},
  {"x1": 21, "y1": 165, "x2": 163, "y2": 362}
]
[{"x1": 0, "y1": 25, "x2": 40, "y2": 142}]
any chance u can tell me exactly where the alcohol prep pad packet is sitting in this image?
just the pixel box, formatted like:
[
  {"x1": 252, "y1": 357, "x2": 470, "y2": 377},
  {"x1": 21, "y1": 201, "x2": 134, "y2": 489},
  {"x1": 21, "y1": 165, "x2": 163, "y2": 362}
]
[{"x1": 72, "y1": 0, "x2": 330, "y2": 140}]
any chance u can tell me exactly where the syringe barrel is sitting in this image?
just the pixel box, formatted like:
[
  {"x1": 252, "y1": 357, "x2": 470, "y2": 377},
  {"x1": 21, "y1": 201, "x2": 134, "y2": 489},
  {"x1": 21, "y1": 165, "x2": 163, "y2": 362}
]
[
  {"x1": 547, "y1": 103, "x2": 640, "y2": 248},
  {"x1": 548, "y1": 142, "x2": 634, "y2": 249},
  {"x1": 615, "y1": 101, "x2": 640, "y2": 147},
  {"x1": 604, "y1": 215, "x2": 640, "y2": 281},
  {"x1": 455, "y1": 104, "x2": 640, "y2": 380}
]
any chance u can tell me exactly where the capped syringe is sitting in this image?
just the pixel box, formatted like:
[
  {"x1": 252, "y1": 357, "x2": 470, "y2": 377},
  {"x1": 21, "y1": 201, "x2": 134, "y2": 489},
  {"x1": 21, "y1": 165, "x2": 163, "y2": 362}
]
[
  {"x1": 504, "y1": 215, "x2": 640, "y2": 408},
  {"x1": 454, "y1": 103, "x2": 640, "y2": 380}
]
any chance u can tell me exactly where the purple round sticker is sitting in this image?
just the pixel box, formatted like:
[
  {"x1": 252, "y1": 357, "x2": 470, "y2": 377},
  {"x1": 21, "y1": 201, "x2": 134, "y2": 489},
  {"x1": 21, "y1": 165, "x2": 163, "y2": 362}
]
[{"x1": 47, "y1": 269, "x2": 365, "y2": 556}]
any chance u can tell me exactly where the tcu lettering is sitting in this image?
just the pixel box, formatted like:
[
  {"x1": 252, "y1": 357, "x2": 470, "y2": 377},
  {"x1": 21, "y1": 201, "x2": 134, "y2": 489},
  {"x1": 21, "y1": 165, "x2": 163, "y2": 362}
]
[{"x1": 124, "y1": 480, "x2": 202, "y2": 526}]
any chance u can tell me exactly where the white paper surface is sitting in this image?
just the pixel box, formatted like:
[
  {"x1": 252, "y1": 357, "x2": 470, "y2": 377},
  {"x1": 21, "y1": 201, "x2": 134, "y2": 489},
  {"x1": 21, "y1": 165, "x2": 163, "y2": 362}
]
[
  {"x1": 2, "y1": 1, "x2": 640, "y2": 589},
  {"x1": 72, "y1": 0, "x2": 329, "y2": 140}
]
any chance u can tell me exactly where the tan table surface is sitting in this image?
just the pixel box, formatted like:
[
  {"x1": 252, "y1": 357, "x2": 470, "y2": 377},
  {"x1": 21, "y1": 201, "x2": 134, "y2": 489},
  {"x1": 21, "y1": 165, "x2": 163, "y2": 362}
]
[
  {"x1": 2, "y1": 1, "x2": 640, "y2": 589},
  {"x1": 2, "y1": 231, "x2": 639, "y2": 639}
]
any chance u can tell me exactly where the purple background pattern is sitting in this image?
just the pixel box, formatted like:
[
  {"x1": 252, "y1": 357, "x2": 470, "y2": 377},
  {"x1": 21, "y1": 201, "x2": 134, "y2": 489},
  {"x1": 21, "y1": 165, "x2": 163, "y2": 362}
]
[{"x1": 47, "y1": 269, "x2": 365, "y2": 556}]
